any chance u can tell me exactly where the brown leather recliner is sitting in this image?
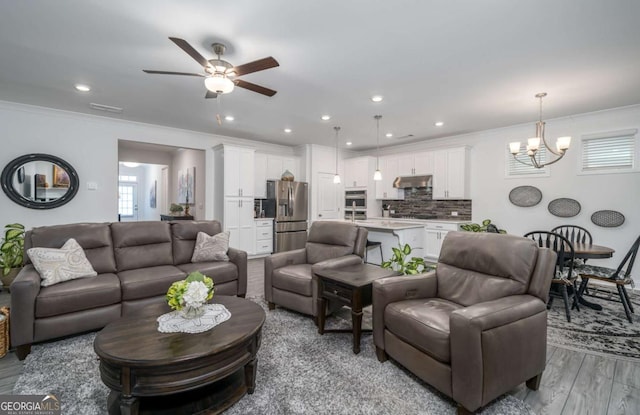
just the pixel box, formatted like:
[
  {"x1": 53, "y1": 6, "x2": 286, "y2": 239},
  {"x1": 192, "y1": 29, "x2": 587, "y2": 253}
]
[
  {"x1": 264, "y1": 221, "x2": 367, "y2": 317},
  {"x1": 373, "y1": 231, "x2": 556, "y2": 414}
]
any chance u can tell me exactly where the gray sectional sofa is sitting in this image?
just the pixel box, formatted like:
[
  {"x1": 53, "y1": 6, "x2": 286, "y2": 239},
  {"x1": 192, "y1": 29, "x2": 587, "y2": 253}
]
[{"x1": 10, "y1": 220, "x2": 247, "y2": 359}]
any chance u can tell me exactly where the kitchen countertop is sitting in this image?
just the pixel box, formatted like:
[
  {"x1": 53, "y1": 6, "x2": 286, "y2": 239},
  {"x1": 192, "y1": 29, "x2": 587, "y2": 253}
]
[
  {"x1": 354, "y1": 220, "x2": 425, "y2": 230},
  {"x1": 366, "y1": 217, "x2": 472, "y2": 225}
]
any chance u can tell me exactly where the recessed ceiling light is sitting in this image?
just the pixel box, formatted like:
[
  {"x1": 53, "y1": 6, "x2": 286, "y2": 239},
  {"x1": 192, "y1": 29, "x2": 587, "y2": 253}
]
[
  {"x1": 385, "y1": 133, "x2": 393, "y2": 138},
  {"x1": 122, "y1": 162, "x2": 140, "y2": 168},
  {"x1": 284, "y1": 128, "x2": 292, "y2": 133},
  {"x1": 225, "y1": 115, "x2": 235, "y2": 121},
  {"x1": 346, "y1": 142, "x2": 352, "y2": 146},
  {"x1": 321, "y1": 115, "x2": 331, "y2": 121},
  {"x1": 434, "y1": 121, "x2": 444, "y2": 127},
  {"x1": 371, "y1": 95, "x2": 383, "y2": 103},
  {"x1": 74, "y1": 84, "x2": 91, "y2": 92}
]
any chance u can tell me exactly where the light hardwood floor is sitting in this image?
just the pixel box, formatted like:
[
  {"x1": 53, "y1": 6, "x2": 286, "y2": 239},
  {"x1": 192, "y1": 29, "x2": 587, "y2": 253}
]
[{"x1": 1, "y1": 258, "x2": 638, "y2": 414}]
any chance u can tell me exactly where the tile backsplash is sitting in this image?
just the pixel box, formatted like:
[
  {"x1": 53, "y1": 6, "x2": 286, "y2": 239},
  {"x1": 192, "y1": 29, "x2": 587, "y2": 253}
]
[{"x1": 382, "y1": 187, "x2": 471, "y2": 220}]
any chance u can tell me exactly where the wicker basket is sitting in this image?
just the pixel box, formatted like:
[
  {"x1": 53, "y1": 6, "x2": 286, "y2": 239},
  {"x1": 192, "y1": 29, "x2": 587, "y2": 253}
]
[{"x1": 0, "y1": 307, "x2": 9, "y2": 358}]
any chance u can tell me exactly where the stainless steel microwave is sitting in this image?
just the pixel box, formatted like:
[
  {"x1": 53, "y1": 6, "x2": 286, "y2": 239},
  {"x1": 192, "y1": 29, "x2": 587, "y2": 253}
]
[{"x1": 345, "y1": 190, "x2": 366, "y2": 209}]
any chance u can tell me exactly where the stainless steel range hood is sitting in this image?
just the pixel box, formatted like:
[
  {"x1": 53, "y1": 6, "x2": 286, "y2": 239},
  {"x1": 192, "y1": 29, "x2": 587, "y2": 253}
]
[{"x1": 392, "y1": 175, "x2": 432, "y2": 188}]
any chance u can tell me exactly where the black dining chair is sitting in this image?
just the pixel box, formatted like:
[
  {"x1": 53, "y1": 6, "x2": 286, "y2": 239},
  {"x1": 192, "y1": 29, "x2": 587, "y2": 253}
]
[
  {"x1": 574, "y1": 235, "x2": 640, "y2": 323},
  {"x1": 551, "y1": 225, "x2": 593, "y2": 245},
  {"x1": 524, "y1": 231, "x2": 578, "y2": 322}
]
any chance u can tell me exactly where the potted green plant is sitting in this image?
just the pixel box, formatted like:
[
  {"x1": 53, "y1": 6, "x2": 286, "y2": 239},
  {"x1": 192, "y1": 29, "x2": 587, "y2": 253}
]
[
  {"x1": 381, "y1": 243, "x2": 436, "y2": 275},
  {"x1": 460, "y1": 219, "x2": 506, "y2": 234},
  {"x1": 169, "y1": 203, "x2": 184, "y2": 215},
  {"x1": 0, "y1": 223, "x2": 25, "y2": 290}
]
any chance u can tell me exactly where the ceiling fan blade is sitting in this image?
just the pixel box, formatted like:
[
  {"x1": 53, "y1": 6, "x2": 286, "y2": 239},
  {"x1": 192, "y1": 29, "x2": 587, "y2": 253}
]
[
  {"x1": 169, "y1": 37, "x2": 210, "y2": 69},
  {"x1": 143, "y1": 70, "x2": 205, "y2": 77},
  {"x1": 232, "y1": 57, "x2": 279, "y2": 76},
  {"x1": 235, "y1": 79, "x2": 277, "y2": 97},
  {"x1": 205, "y1": 90, "x2": 218, "y2": 99}
]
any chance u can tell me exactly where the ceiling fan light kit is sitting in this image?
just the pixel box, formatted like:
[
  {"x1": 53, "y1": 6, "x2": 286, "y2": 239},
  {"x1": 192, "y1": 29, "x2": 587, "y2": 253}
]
[
  {"x1": 204, "y1": 75, "x2": 234, "y2": 94},
  {"x1": 143, "y1": 37, "x2": 279, "y2": 98},
  {"x1": 509, "y1": 93, "x2": 571, "y2": 169}
]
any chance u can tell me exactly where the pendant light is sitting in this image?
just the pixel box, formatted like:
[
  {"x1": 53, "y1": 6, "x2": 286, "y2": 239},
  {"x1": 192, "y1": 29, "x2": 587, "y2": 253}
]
[
  {"x1": 373, "y1": 115, "x2": 382, "y2": 181},
  {"x1": 333, "y1": 126, "x2": 341, "y2": 184}
]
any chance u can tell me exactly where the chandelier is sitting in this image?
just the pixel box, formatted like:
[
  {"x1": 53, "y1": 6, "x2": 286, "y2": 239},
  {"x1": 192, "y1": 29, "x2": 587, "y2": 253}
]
[{"x1": 509, "y1": 93, "x2": 571, "y2": 168}]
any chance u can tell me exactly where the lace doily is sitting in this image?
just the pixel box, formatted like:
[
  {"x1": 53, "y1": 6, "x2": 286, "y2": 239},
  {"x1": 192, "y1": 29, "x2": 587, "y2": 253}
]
[{"x1": 157, "y1": 303, "x2": 231, "y2": 334}]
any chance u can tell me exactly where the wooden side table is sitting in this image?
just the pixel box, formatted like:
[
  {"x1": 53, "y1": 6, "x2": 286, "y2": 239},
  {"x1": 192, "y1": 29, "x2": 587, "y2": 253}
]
[
  {"x1": 160, "y1": 214, "x2": 194, "y2": 221},
  {"x1": 315, "y1": 263, "x2": 397, "y2": 354}
]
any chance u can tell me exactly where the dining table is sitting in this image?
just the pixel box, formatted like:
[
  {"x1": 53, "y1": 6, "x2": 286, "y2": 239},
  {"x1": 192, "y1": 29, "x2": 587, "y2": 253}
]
[{"x1": 571, "y1": 242, "x2": 615, "y2": 310}]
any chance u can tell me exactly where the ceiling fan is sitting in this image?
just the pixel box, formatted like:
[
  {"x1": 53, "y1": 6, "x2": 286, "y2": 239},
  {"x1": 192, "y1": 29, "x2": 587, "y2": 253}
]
[{"x1": 143, "y1": 37, "x2": 279, "y2": 99}]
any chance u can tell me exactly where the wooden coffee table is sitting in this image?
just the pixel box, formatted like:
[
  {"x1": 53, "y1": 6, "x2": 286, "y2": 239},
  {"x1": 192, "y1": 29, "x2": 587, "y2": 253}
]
[
  {"x1": 94, "y1": 296, "x2": 265, "y2": 415},
  {"x1": 315, "y1": 263, "x2": 397, "y2": 354}
]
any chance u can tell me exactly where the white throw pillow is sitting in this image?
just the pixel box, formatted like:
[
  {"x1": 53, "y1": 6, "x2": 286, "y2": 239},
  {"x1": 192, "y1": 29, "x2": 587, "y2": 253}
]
[
  {"x1": 27, "y1": 238, "x2": 98, "y2": 287},
  {"x1": 191, "y1": 231, "x2": 230, "y2": 262}
]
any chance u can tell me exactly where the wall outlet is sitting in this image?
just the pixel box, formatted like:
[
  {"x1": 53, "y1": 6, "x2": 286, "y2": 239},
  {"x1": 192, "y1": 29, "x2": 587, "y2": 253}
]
[{"x1": 451, "y1": 211, "x2": 458, "y2": 216}]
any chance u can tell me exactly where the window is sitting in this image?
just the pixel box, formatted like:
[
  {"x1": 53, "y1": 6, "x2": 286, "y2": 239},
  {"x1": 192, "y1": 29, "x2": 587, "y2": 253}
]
[
  {"x1": 505, "y1": 143, "x2": 549, "y2": 177},
  {"x1": 118, "y1": 175, "x2": 137, "y2": 182},
  {"x1": 581, "y1": 129, "x2": 637, "y2": 173}
]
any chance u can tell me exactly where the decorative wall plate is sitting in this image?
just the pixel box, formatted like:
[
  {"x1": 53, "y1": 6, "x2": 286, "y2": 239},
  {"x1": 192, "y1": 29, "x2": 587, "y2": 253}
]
[
  {"x1": 509, "y1": 186, "x2": 543, "y2": 207},
  {"x1": 591, "y1": 210, "x2": 625, "y2": 227},
  {"x1": 548, "y1": 198, "x2": 581, "y2": 217}
]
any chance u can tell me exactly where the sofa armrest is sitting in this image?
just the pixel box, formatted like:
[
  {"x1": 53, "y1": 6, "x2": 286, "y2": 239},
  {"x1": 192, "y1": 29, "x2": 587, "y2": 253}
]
[
  {"x1": 10, "y1": 265, "x2": 42, "y2": 348},
  {"x1": 372, "y1": 271, "x2": 437, "y2": 350},
  {"x1": 264, "y1": 248, "x2": 307, "y2": 302},
  {"x1": 227, "y1": 247, "x2": 247, "y2": 297},
  {"x1": 311, "y1": 254, "x2": 363, "y2": 272},
  {"x1": 450, "y1": 295, "x2": 547, "y2": 411}
]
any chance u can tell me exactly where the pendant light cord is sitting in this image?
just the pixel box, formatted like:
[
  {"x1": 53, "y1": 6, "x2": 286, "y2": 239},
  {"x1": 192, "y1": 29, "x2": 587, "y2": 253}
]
[
  {"x1": 374, "y1": 115, "x2": 382, "y2": 169},
  {"x1": 334, "y1": 126, "x2": 340, "y2": 175}
]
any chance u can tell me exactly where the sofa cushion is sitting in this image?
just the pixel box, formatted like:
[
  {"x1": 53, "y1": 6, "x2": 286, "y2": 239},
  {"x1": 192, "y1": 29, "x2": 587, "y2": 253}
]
[
  {"x1": 177, "y1": 261, "x2": 238, "y2": 285},
  {"x1": 272, "y1": 264, "x2": 313, "y2": 296},
  {"x1": 35, "y1": 273, "x2": 121, "y2": 318},
  {"x1": 171, "y1": 221, "x2": 223, "y2": 265},
  {"x1": 26, "y1": 223, "x2": 116, "y2": 274},
  {"x1": 118, "y1": 265, "x2": 185, "y2": 301},
  {"x1": 437, "y1": 232, "x2": 538, "y2": 306},
  {"x1": 305, "y1": 222, "x2": 359, "y2": 264},
  {"x1": 191, "y1": 231, "x2": 230, "y2": 262},
  {"x1": 28, "y1": 238, "x2": 98, "y2": 287},
  {"x1": 111, "y1": 222, "x2": 174, "y2": 271},
  {"x1": 385, "y1": 298, "x2": 463, "y2": 363}
]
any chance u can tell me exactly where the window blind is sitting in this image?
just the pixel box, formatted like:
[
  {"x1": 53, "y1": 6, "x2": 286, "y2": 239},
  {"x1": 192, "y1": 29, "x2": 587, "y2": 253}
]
[{"x1": 582, "y1": 133, "x2": 635, "y2": 171}]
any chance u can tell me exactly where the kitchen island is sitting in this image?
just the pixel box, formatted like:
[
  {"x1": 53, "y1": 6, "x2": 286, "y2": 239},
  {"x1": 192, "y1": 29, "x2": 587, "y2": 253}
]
[
  {"x1": 355, "y1": 220, "x2": 425, "y2": 265},
  {"x1": 353, "y1": 218, "x2": 471, "y2": 265}
]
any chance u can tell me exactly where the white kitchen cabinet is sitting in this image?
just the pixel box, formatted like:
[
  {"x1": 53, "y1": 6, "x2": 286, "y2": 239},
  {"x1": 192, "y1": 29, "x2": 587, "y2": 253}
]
[
  {"x1": 344, "y1": 157, "x2": 372, "y2": 188},
  {"x1": 375, "y1": 156, "x2": 404, "y2": 200},
  {"x1": 223, "y1": 146, "x2": 255, "y2": 197},
  {"x1": 396, "y1": 152, "x2": 434, "y2": 176},
  {"x1": 266, "y1": 155, "x2": 300, "y2": 180},
  {"x1": 344, "y1": 157, "x2": 373, "y2": 189},
  {"x1": 423, "y1": 222, "x2": 461, "y2": 260},
  {"x1": 424, "y1": 229, "x2": 448, "y2": 260},
  {"x1": 254, "y1": 153, "x2": 267, "y2": 198},
  {"x1": 254, "y1": 219, "x2": 273, "y2": 254},
  {"x1": 255, "y1": 153, "x2": 301, "y2": 198},
  {"x1": 214, "y1": 144, "x2": 257, "y2": 255},
  {"x1": 225, "y1": 197, "x2": 255, "y2": 253},
  {"x1": 432, "y1": 147, "x2": 469, "y2": 199}
]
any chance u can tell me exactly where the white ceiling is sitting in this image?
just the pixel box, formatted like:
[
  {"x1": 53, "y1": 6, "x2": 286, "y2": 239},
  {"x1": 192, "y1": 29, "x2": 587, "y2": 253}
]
[{"x1": 1, "y1": 1, "x2": 639, "y2": 150}]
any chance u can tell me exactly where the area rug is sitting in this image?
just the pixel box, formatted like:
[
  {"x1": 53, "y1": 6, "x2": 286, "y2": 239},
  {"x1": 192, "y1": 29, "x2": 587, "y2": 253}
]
[
  {"x1": 547, "y1": 287, "x2": 640, "y2": 361},
  {"x1": 13, "y1": 298, "x2": 533, "y2": 414}
]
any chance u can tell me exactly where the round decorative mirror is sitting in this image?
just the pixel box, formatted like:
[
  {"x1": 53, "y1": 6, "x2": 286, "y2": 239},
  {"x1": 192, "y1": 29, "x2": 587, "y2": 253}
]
[{"x1": 1, "y1": 154, "x2": 79, "y2": 209}]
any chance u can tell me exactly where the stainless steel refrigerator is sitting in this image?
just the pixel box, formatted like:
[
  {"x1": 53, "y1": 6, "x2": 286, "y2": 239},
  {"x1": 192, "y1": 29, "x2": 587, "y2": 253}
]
[{"x1": 266, "y1": 180, "x2": 309, "y2": 252}]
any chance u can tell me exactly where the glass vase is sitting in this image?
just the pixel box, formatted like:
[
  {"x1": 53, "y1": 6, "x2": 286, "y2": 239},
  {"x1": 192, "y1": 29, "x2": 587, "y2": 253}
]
[{"x1": 180, "y1": 304, "x2": 205, "y2": 319}]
